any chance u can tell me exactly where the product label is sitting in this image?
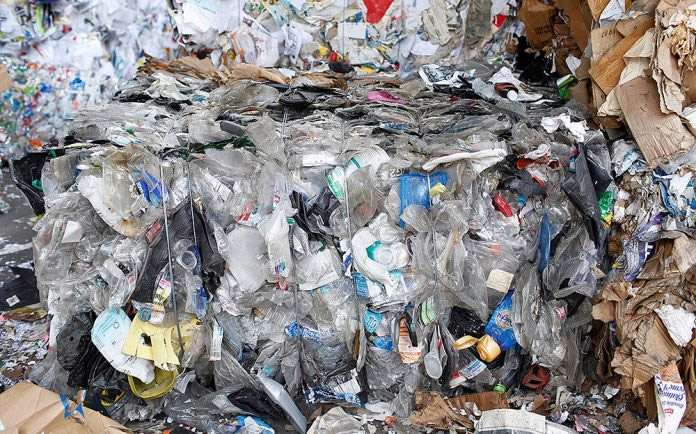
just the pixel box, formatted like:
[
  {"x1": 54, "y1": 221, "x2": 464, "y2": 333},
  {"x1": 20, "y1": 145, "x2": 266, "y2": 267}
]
[
  {"x1": 209, "y1": 320, "x2": 223, "y2": 361},
  {"x1": 363, "y1": 310, "x2": 382, "y2": 334},
  {"x1": 655, "y1": 363, "x2": 686, "y2": 434},
  {"x1": 145, "y1": 220, "x2": 162, "y2": 245},
  {"x1": 203, "y1": 171, "x2": 232, "y2": 203},
  {"x1": 486, "y1": 269, "x2": 514, "y2": 293},
  {"x1": 326, "y1": 166, "x2": 346, "y2": 201},
  {"x1": 398, "y1": 319, "x2": 422, "y2": 364},
  {"x1": 373, "y1": 335, "x2": 393, "y2": 350},
  {"x1": 5, "y1": 295, "x2": 19, "y2": 307},
  {"x1": 326, "y1": 369, "x2": 362, "y2": 396},
  {"x1": 91, "y1": 308, "x2": 154, "y2": 383},
  {"x1": 285, "y1": 322, "x2": 322, "y2": 343},
  {"x1": 353, "y1": 272, "x2": 381, "y2": 298},
  {"x1": 459, "y1": 358, "x2": 486, "y2": 379},
  {"x1": 149, "y1": 276, "x2": 171, "y2": 324},
  {"x1": 493, "y1": 308, "x2": 513, "y2": 330},
  {"x1": 94, "y1": 275, "x2": 109, "y2": 290}
]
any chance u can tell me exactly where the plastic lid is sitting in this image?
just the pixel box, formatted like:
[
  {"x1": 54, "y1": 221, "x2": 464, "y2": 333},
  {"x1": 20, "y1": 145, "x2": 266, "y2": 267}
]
[
  {"x1": 177, "y1": 249, "x2": 197, "y2": 270},
  {"x1": 375, "y1": 247, "x2": 394, "y2": 265}
]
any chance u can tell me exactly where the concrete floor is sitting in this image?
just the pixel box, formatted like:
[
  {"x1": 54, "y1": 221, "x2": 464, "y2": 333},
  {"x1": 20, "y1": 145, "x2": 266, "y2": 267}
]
[{"x1": 0, "y1": 168, "x2": 35, "y2": 287}]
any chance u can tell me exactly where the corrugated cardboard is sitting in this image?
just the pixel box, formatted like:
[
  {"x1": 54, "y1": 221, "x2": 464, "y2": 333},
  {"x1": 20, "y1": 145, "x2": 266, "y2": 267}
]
[
  {"x1": 616, "y1": 14, "x2": 654, "y2": 37},
  {"x1": 630, "y1": 0, "x2": 661, "y2": 13},
  {"x1": 615, "y1": 76, "x2": 695, "y2": 167},
  {"x1": 0, "y1": 382, "x2": 131, "y2": 434},
  {"x1": 589, "y1": 17, "x2": 654, "y2": 94},
  {"x1": 519, "y1": 0, "x2": 556, "y2": 49},
  {"x1": 449, "y1": 392, "x2": 510, "y2": 412},
  {"x1": 590, "y1": 24, "x2": 624, "y2": 127},
  {"x1": 557, "y1": 0, "x2": 591, "y2": 51}
]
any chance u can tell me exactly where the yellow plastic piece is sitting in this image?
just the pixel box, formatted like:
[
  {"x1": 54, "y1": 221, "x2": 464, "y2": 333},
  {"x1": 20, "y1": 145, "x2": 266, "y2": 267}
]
[
  {"x1": 128, "y1": 368, "x2": 178, "y2": 400},
  {"x1": 429, "y1": 182, "x2": 447, "y2": 198},
  {"x1": 453, "y1": 334, "x2": 501, "y2": 362},
  {"x1": 122, "y1": 315, "x2": 179, "y2": 369}
]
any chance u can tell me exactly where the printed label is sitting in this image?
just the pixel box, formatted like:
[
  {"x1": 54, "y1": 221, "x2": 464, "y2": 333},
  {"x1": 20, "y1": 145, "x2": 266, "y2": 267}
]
[
  {"x1": 209, "y1": 319, "x2": 223, "y2": 361},
  {"x1": 363, "y1": 310, "x2": 382, "y2": 334},
  {"x1": 486, "y1": 269, "x2": 514, "y2": 293},
  {"x1": 459, "y1": 358, "x2": 486, "y2": 380},
  {"x1": 149, "y1": 276, "x2": 171, "y2": 324}
]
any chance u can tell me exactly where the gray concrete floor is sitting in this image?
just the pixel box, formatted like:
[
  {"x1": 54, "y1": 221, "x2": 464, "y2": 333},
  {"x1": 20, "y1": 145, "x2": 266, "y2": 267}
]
[{"x1": 0, "y1": 167, "x2": 35, "y2": 287}]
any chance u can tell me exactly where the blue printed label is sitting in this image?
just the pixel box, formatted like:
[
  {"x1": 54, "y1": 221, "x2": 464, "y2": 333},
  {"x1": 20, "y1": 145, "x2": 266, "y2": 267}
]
[{"x1": 363, "y1": 310, "x2": 382, "y2": 334}]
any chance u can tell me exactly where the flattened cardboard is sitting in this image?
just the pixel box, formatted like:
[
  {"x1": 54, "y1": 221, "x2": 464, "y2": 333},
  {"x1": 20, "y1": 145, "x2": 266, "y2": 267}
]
[
  {"x1": 519, "y1": 0, "x2": 555, "y2": 49},
  {"x1": 575, "y1": 56, "x2": 591, "y2": 80},
  {"x1": 612, "y1": 314, "x2": 682, "y2": 389},
  {"x1": 449, "y1": 391, "x2": 509, "y2": 412},
  {"x1": 591, "y1": 24, "x2": 621, "y2": 114},
  {"x1": 630, "y1": 0, "x2": 661, "y2": 13},
  {"x1": 589, "y1": 17, "x2": 654, "y2": 94},
  {"x1": 616, "y1": 14, "x2": 654, "y2": 37},
  {"x1": 590, "y1": 24, "x2": 624, "y2": 127},
  {"x1": 591, "y1": 23, "x2": 622, "y2": 58},
  {"x1": 592, "y1": 300, "x2": 617, "y2": 322},
  {"x1": 614, "y1": 76, "x2": 695, "y2": 166},
  {"x1": 409, "y1": 391, "x2": 474, "y2": 430},
  {"x1": 557, "y1": 0, "x2": 591, "y2": 51},
  {"x1": 570, "y1": 79, "x2": 592, "y2": 107},
  {"x1": 0, "y1": 382, "x2": 131, "y2": 434},
  {"x1": 682, "y1": 69, "x2": 696, "y2": 104},
  {"x1": 671, "y1": 233, "x2": 696, "y2": 273}
]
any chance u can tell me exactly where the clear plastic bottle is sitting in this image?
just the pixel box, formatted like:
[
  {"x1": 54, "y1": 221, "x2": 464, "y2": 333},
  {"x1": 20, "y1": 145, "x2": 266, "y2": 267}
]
[{"x1": 449, "y1": 339, "x2": 496, "y2": 390}]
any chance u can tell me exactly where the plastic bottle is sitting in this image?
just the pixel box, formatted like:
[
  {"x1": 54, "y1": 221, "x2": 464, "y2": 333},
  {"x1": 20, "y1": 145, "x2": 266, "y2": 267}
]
[
  {"x1": 450, "y1": 338, "x2": 496, "y2": 389},
  {"x1": 483, "y1": 290, "x2": 517, "y2": 352},
  {"x1": 327, "y1": 147, "x2": 390, "y2": 201}
]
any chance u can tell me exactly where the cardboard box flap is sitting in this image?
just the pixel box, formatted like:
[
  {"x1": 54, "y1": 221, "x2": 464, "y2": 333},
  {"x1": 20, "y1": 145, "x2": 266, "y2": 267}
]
[
  {"x1": 615, "y1": 76, "x2": 695, "y2": 167},
  {"x1": 557, "y1": 0, "x2": 591, "y2": 51},
  {"x1": 519, "y1": 0, "x2": 556, "y2": 49},
  {"x1": 589, "y1": 17, "x2": 654, "y2": 94},
  {"x1": 0, "y1": 382, "x2": 131, "y2": 434}
]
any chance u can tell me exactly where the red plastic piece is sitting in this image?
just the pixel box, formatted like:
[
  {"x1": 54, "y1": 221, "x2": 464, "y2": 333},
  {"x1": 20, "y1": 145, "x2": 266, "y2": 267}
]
[{"x1": 492, "y1": 194, "x2": 513, "y2": 217}]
